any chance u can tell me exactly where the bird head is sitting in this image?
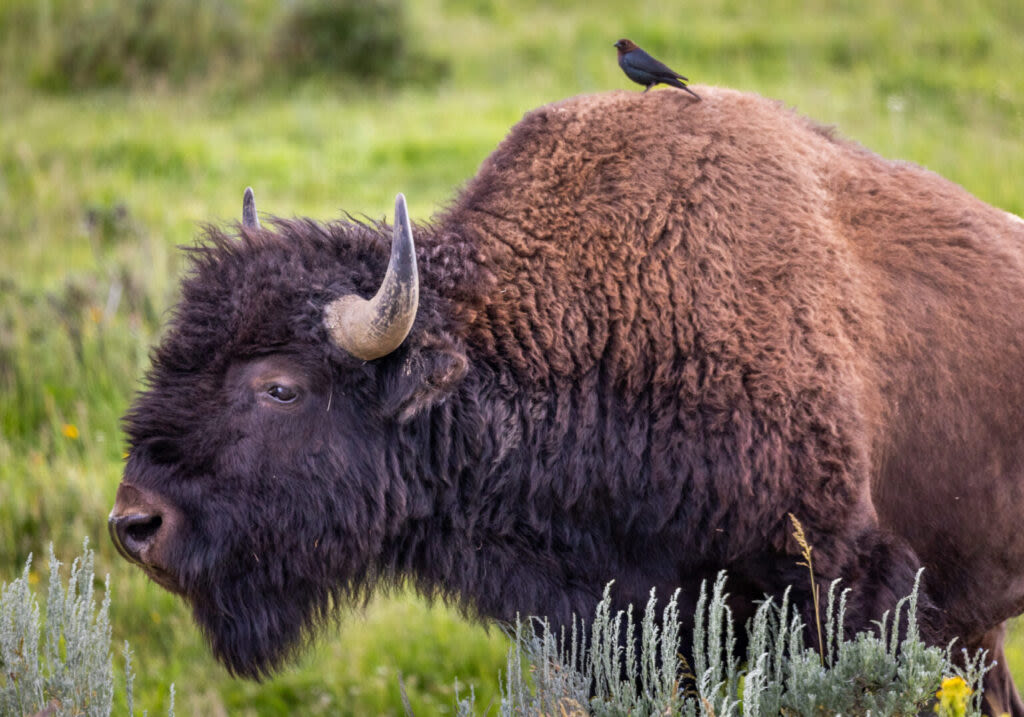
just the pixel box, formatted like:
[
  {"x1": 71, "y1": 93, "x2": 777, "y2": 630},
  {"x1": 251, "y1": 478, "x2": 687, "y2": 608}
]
[{"x1": 614, "y1": 39, "x2": 638, "y2": 55}]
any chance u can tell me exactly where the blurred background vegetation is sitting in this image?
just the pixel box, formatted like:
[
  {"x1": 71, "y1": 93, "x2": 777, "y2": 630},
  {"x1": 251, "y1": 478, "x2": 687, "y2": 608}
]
[{"x1": 0, "y1": 0, "x2": 1021, "y2": 713}]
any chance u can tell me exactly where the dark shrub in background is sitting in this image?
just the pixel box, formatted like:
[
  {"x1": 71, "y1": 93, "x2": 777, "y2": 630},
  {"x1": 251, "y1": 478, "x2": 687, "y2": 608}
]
[
  {"x1": 13, "y1": 0, "x2": 246, "y2": 91},
  {"x1": 275, "y1": 0, "x2": 401, "y2": 78},
  {"x1": 0, "y1": 0, "x2": 445, "y2": 91},
  {"x1": 272, "y1": 0, "x2": 448, "y2": 85}
]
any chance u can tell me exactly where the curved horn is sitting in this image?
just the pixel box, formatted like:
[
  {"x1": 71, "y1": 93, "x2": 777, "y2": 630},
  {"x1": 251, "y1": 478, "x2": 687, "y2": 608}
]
[
  {"x1": 324, "y1": 194, "x2": 419, "y2": 360},
  {"x1": 242, "y1": 187, "x2": 260, "y2": 229}
]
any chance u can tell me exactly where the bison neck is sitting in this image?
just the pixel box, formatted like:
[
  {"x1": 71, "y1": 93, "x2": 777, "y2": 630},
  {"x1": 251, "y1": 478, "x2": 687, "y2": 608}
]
[{"x1": 375, "y1": 343, "x2": 865, "y2": 632}]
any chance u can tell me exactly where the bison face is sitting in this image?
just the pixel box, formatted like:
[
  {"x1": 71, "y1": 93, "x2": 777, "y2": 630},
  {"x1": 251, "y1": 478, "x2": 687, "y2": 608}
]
[
  {"x1": 112, "y1": 351, "x2": 387, "y2": 678},
  {"x1": 109, "y1": 193, "x2": 457, "y2": 678}
]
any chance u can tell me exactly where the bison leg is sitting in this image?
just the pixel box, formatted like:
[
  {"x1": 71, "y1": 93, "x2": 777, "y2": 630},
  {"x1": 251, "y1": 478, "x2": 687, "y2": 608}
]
[
  {"x1": 838, "y1": 535, "x2": 1024, "y2": 715},
  {"x1": 769, "y1": 525, "x2": 938, "y2": 648},
  {"x1": 838, "y1": 528, "x2": 941, "y2": 640},
  {"x1": 974, "y1": 623, "x2": 1024, "y2": 717},
  {"x1": 730, "y1": 524, "x2": 936, "y2": 653},
  {"x1": 831, "y1": 534, "x2": 1024, "y2": 714}
]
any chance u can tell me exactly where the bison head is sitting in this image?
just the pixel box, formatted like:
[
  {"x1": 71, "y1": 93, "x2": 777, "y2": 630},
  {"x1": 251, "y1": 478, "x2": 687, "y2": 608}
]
[{"x1": 108, "y1": 191, "x2": 462, "y2": 678}]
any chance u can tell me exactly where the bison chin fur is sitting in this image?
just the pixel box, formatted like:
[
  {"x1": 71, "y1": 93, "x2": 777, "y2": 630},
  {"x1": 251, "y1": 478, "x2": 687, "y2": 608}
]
[
  {"x1": 188, "y1": 560, "x2": 369, "y2": 680},
  {"x1": 173, "y1": 512, "x2": 379, "y2": 679}
]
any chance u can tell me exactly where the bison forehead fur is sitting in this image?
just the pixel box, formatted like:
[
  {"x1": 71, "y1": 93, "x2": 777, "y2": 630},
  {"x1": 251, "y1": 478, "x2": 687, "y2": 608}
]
[{"x1": 113, "y1": 88, "x2": 1024, "y2": 713}]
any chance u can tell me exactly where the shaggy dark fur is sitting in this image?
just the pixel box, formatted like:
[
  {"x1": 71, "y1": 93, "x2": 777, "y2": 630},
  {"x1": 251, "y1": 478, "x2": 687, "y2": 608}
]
[{"x1": 114, "y1": 88, "x2": 1024, "y2": 714}]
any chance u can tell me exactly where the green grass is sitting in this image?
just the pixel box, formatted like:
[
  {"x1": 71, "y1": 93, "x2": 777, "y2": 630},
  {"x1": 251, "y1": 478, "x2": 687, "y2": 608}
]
[{"x1": 1, "y1": 0, "x2": 1022, "y2": 713}]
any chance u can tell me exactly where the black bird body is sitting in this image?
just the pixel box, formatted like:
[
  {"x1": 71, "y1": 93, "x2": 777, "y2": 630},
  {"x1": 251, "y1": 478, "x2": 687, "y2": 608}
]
[{"x1": 615, "y1": 38, "x2": 700, "y2": 100}]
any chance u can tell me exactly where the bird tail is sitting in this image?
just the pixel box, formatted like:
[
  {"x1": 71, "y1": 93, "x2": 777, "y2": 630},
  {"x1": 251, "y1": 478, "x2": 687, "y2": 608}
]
[{"x1": 664, "y1": 77, "x2": 701, "y2": 101}]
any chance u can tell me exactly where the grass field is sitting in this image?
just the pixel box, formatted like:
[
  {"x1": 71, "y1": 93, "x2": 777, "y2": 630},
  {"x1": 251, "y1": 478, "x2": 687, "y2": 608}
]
[{"x1": 1, "y1": 0, "x2": 1022, "y2": 713}]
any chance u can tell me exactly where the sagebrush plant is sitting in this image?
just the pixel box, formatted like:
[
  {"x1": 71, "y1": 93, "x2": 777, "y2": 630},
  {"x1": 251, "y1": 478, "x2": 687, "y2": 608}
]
[
  {"x1": 0, "y1": 539, "x2": 173, "y2": 717},
  {"x1": 452, "y1": 572, "x2": 991, "y2": 716}
]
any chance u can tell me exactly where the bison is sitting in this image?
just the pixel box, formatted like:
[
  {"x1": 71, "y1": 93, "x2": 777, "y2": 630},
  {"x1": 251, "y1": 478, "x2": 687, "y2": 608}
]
[{"x1": 109, "y1": 88, "x2": 1024, "y2": 714}]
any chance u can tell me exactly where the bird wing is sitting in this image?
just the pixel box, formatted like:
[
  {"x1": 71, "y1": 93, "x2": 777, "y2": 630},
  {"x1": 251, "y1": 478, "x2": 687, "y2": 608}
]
[{"x1": 624, "y1": 49, "x2": 689, "y2": 82}]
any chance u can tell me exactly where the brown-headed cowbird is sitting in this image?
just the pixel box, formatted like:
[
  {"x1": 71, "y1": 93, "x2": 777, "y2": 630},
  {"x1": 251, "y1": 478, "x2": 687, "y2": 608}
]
[{"x1": 615, "y1": 38, "x2": 700, "y2": 100}]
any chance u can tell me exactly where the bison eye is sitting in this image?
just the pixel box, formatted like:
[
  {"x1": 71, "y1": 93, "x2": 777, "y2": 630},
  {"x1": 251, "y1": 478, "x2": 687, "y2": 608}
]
[{"x1": 266, "y1": 384, "x2": 299, "y2": 404}]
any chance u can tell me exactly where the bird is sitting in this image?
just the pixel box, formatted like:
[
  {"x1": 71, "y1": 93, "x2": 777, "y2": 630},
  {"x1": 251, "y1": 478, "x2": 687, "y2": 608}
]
[{"x1": 614, "y1": 38, "x2": 700, "y2": 100}]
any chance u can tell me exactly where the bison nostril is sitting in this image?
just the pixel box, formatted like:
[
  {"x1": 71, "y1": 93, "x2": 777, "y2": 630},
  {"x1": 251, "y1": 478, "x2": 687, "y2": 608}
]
[
  {"x1": 126, "y1": 514, "x2": 162, "y2": 544},
  {"x1": 110, "y1": 512, "x2": 163, "y2": 565}
]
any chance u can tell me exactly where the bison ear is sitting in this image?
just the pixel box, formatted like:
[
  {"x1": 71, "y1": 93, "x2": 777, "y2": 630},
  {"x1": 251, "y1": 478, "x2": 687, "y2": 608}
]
[{"x1": 382, "y1": 331, "x2": 468, "y2": 423}]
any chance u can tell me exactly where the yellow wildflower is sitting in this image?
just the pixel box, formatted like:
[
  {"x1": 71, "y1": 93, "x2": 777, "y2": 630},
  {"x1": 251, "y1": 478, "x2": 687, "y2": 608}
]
[
  {"x1": 62, "y1": 423, "x2": 80, "y2": 440},
  {"x1": 934, "y1": 675, "x2": 971, "y2": 717}
]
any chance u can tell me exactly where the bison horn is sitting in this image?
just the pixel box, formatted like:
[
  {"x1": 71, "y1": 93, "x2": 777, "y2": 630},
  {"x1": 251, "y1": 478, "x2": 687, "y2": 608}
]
[
  {"x1": 324, "y1": 193, "x2": 419, "y2": 360},
  {"x1": 242, "y1": 187, "x2": 260, "y2": 229}
]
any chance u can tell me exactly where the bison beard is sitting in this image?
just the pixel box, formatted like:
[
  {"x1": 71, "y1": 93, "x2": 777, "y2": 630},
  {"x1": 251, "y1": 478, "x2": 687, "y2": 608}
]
[
  {"x1": 179, "y1": 507, "x2": 344, "y2": 679},
  {"x1": 111, "y1": 88, "x2": 1024, "y2": 714},
  {"x1": 192, "y1": 557, "x2": 327, "y2": 680}
]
